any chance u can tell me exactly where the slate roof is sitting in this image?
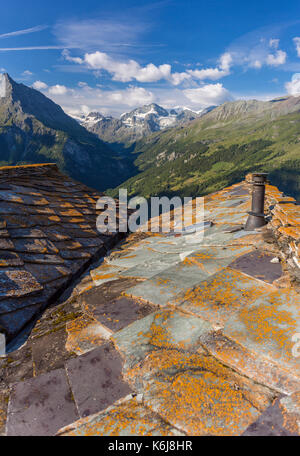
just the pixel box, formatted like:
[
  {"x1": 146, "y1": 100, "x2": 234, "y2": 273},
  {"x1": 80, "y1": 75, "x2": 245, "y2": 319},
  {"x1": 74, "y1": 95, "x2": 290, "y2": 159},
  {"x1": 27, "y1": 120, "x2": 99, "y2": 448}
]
[
  {"x1": 0, "y1": 164, "x2": 124, "y2": 341},
  {"x1": 0, "y1": 168, "x2": 299, "y2": 436}
]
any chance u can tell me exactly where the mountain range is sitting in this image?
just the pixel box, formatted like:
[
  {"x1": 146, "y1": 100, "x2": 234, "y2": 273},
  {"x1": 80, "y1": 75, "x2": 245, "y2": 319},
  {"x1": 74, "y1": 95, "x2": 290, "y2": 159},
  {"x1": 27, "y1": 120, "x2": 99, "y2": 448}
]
[
  {"x1": 109, "y1": 96, "x2": 300, "y2": 200},
  {"x1": 77, "y1": 104, "x2": 213, "y2": 149},
  {"x1": 0, "y1": 73, "x2": 299, "y2": 201},
  {"x1": 0, "y1": 73, "x2": 132, "y2": 190}
]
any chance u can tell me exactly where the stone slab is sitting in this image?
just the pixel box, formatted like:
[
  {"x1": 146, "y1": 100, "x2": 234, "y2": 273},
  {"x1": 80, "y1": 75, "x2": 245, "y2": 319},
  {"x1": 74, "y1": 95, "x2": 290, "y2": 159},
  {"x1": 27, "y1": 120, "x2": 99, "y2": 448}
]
[
  {"x1": 6, "y1": 368, "x2": 78, "y2": 436},
  {"x1": 172, "y1": 268, "x2": 274, "y2": 325},
  {"x1": 89, "y1": 296, "x2": 155, "y2": 332},
  {"x1": 229, "y1": 249, "x2": 283, "y2": 283},
  {"x1": 65, "y1": 343, "x2": 132, "y2": 418},
  {"x1": 243, "y1": 396, "x2": 299, "y2": 436},
  {"x1": 0, "y1": 270, "x2": 43, "y2": 299},
  {"x1": 57, "y1": 397, "x2": 184, "y2": 436},
  {"x1": 224, "y1": 288, "x2": 300, "y2": 377}
]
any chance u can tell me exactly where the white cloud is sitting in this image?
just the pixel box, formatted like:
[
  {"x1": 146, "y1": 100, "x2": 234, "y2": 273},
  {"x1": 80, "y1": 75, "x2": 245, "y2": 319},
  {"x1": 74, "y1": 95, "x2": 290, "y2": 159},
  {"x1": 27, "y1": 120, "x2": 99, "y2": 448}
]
[
  {"x1": 81, "y1": 51, "x2": 190, "y2": 85},
  {"x1": 227, "y1": 30, "x2": 288, "y2": 70},
  {"x1": 183, "y1": 83, "x2": 231, "y2": 107},
  {"x1": 285, "y1": 73, "x2": 300, "y2": 95},
  {"x1": 266, "y1": 49, "x2": 286, "y2": 66},
  {"x1": 108, "y1": 86, "x2": 155, "y2": 106},
  {"x1": 293, "y1": 37, "x2": 300, "y2": 57},
  {"x1": 187, "y1": 52, "x2": 232, "y2": 81},
  {"x1": 62, "y1": 49, "x2": 83, "y2": 64},
  {"x1": 22, "y1": 70, "x2": 33, "y2": 76},
  {"x1": 48, "y1": 84, "x2": 68, "y2": 95},
  {"x1": 32, "y1": 80, "x2": 48, "y2": 90},
  {"x1": 64, "y1": 50, "x2": 235, "y2": 85}
]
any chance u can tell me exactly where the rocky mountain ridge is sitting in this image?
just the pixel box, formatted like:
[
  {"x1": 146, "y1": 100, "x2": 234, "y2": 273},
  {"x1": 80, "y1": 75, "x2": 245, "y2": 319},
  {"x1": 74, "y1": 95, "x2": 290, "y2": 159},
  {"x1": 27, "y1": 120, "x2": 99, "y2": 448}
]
[
  {"x1": 0, "y1": 73, "x2": 131, "y2": 190},
  {"x1": 77, "y1": 103, "x2": 215, "y2": 148}
]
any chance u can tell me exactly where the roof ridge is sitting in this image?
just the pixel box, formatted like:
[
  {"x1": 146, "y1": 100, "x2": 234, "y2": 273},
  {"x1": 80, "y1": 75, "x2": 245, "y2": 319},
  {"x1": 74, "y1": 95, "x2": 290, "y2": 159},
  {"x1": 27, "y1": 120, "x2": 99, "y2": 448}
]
[{"x1": 0, "y1": 163, "x2": 59, "y2": 179}]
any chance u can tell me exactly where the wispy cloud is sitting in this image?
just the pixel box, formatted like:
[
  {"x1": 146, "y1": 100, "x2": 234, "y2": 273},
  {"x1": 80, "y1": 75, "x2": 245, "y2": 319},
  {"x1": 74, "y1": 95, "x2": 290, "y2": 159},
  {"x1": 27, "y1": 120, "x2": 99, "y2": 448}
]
[
  {"x1": 0, "y1": 25, "x2": 48, "y2": 40},
  {"x1": 0, "y1": 46, "x2": 72, "y2": 52},
  {"x1": 53, "y1": 18, "x2": 147, "y2": 53}
]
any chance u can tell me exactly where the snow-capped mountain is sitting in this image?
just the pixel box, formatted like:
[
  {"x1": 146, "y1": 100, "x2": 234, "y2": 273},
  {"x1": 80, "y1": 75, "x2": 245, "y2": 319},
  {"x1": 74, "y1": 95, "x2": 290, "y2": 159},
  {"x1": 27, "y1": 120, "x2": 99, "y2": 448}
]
[{"x1": 77, "y1": 104, "x2": 215, "y2": 147}]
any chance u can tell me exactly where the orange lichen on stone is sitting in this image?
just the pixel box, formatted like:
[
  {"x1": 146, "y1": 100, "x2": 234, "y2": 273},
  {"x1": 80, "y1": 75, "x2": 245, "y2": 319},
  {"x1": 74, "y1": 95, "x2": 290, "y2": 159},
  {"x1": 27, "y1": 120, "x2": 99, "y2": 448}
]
[
  {"x1": 279, "y1": 392, "x2": 300, "y2": 435},
  {"x1": 174, "y1": 269, "x2": 271, "y2": 324},
  {"x1": 66, "y1": 315, "x2": 108, "y2": 355},
  {"x1": 237, "y1": 290, "x2": 298, "y2": 353},
  {"x1": 57, "y1": 398, "x2": 182, "y2": 436},
  {"x1": 126, "y1": 350, "x2": 274, "y2": 436}
]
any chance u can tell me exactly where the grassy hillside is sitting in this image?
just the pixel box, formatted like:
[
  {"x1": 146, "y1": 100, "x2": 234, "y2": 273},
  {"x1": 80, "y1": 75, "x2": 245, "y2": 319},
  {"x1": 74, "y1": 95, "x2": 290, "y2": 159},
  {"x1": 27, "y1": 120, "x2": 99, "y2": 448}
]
[{"x1": 109, "y1": 105, "x2": 300, "y2": 200}]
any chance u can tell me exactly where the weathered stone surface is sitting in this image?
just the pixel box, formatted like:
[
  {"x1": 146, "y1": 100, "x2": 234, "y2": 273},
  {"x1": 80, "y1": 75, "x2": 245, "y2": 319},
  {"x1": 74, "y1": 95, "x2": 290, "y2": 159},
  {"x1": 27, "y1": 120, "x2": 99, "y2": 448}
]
[
  {"x1": 243, "y1": 396, "x2": 299, "y2": 436},
  {"x1": 31, "y1": 328, "x2": 76, "y2": 376},
  {"x1": 66, "y1": 315, "x2": 108, "y2": 355},
  {"x1": 9, "y1": 228, "x2": 47, "y2": 239},
  {"x1": 20, "y1": 252, "x2": 65, "y2": 264},
  {"x1": 224, "y1": 288, "x2": 300, "y2": 376},
  {"x1": 30, "y1": 299, "x2": 82, "y2": 340},
  {"x1": 0, "y1": 164, "x2": 124, "y2": 340},
  {"x1": 13, "y1": 238, "x2": 59, "y2": 254},
  {"x1": 139, "y1": 349, "x2": 275, "y2": 436},
  {"x1": 58, "y1": 397, "x2": 185, "y2": 436},
  {"x1": 113, "y1": 310, "x2": 275, "y2": 436},
  {"x1": 90, "y1": 263, "x2": 127, "y2": 286},
  {"x1": 0, "y1": 304, "x2": 42, "y2": 339},
  {"x1": 60, "y1": 250, "x2": 91, "y2": 260},
  {"x1": 0, "y1": 172, "x2": 299, "y2": 436},
  {"x1": 24, "y1": 264, "x2": 71, "y2": 285},
  {"x1": 0, "y1": 345, "x2": 33, "y2": 385},
  {"x1": 0, "y1": 251, "x2": 24, "y2": 267},
  {"x1": 279, "y1": 392, "x2": 300, "y2": 435},
  {"x1": 6, "y1": 368, "x2": 78, "y2": 436},
  {"x1": 0, "y1": 239, "x2": 14, "y2": 250},
  {"x1": 79, "y1": 278, "x2": 142, "y2": 318},
  {"x1": 0, "y1": 391, "x2": 9, "y2": 436},
  {"x1": 229, "y1": 249, "x2": 283, "y2": 283},
  {"x1": 65, "y1": 343, "x2": 132, "y2": 418},
  {"x1": 113, "y1": 309, "x2": 213, "y2": 371},
  {"x1": 172, "y1": 268, "x2": 274, "y2": 325},
  {"x1": 197, "y1": 331, "x2": 300, "y2": 395},
  {"x1": 0, "y1": 270, "x2": 43, "y2": 299},
  {"x1": 85, "y1": 296, "x2": 155, "y2": 332}
]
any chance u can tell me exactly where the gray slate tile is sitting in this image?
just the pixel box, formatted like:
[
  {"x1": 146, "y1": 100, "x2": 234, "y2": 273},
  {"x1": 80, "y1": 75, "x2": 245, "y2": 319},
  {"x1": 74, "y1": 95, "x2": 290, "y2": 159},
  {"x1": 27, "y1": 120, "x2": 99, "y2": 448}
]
[
  {"x1": 7, "y1": 368, "x2": 78, "y2": 436},
  {"x1": 66, "y1": 343, "x2": 132, "y2": 418},
  {"x1": 229, "y1": 249, "x2": 283, "y2": 283}
]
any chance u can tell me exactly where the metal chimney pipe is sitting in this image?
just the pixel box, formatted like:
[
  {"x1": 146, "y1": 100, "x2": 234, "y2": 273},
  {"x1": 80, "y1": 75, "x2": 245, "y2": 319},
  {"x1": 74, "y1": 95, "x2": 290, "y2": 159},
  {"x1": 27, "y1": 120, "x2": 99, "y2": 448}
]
[{"x1": 244, "y1": 172, "x2": 268, "y2": 231}]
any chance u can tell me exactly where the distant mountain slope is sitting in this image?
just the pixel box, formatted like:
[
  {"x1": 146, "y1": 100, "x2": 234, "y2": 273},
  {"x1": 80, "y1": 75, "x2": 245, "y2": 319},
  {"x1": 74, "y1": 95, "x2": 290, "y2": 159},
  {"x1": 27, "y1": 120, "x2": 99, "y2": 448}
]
[
  {"x1": 0, "y1": 73, "x2": 131, "y2": 190},
  {"x1": 78, "y1": 103, "x2": 212, "y2": 150},
  {"x1": 109, "y1": 96, "x2": 300, "y2": 200}
]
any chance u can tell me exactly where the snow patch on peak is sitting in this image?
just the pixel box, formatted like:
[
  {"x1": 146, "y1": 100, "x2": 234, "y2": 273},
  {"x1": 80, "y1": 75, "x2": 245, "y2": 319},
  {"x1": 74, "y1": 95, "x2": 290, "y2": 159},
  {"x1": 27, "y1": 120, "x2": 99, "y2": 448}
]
[{"x1": 0, "y1": 74, "x2": 7, "y2": 98}]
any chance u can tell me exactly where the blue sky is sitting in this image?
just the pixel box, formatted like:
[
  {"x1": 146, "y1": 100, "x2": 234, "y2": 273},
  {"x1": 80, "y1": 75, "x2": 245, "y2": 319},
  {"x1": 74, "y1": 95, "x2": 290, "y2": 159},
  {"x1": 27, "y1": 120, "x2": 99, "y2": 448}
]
[{"x1": 2, "y1": 0, "x2": 300, "y2": 116}]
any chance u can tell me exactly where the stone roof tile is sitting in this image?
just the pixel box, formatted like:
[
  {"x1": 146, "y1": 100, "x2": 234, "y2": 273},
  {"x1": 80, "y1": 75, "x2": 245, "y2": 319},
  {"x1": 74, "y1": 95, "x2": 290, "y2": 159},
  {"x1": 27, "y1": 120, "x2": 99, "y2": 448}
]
[
  {"x1": 0, "y1": 164, "x2": 123, "y2": 340},
  {"x1": 0, "y1": 172, "x2": 300, "y2": 436}
]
